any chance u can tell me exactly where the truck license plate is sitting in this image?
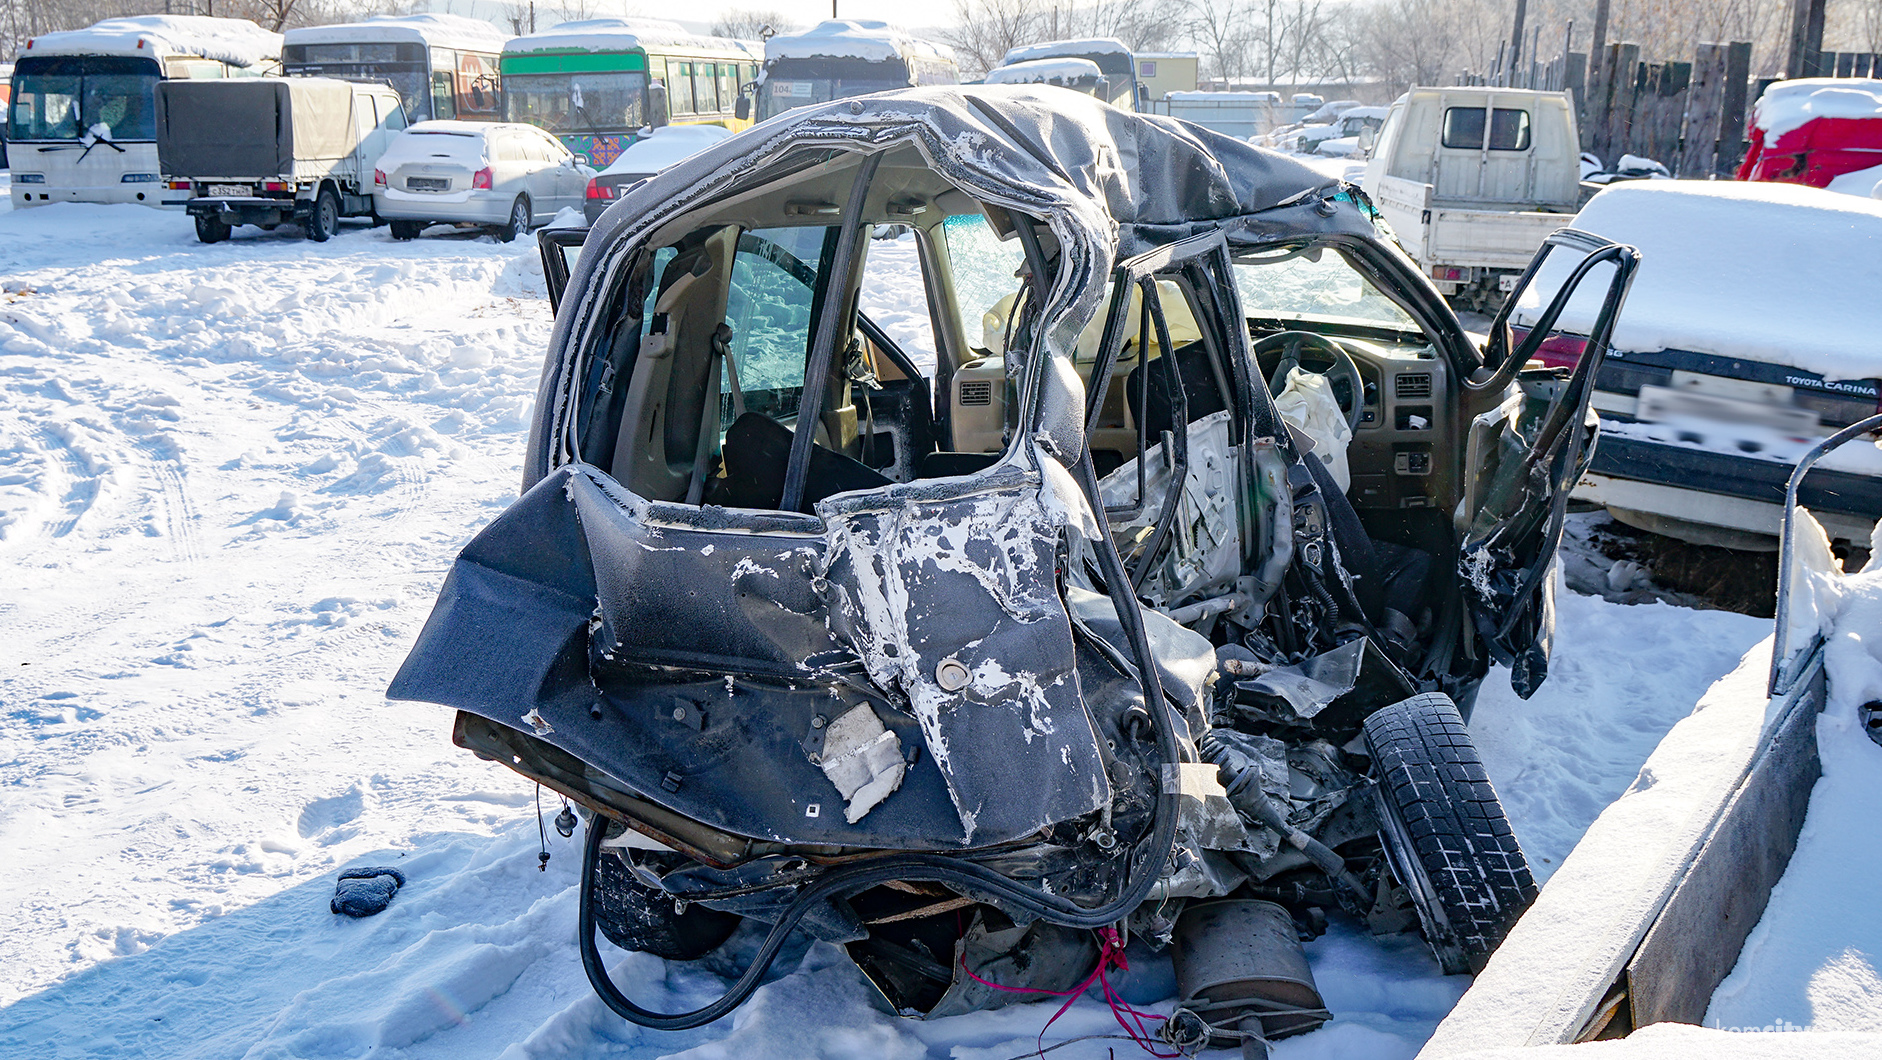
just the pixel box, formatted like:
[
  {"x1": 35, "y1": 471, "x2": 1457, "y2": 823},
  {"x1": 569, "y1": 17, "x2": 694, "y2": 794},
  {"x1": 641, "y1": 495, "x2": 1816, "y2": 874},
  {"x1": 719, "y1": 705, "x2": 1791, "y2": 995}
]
[
  {"x1": 207, "y1": 184, "x2": 251, "y2": 198},
  {"x1": 406, "y1": 177, "x2": 448, "y2": 192}
]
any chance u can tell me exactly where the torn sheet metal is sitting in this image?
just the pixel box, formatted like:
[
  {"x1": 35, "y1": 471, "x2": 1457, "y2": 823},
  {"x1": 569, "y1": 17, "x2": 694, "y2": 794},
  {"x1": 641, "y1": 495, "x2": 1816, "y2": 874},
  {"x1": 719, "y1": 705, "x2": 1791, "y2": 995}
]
[{"x1": 818, "y1": 464, "x2": 1112, "y2": 844}]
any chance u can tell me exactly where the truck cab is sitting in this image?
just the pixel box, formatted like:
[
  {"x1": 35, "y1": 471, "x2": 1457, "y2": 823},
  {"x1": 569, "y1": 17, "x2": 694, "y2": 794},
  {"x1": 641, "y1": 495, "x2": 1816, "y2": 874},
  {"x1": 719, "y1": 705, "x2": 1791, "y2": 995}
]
[{"x1": 1363, "y1": 88, "x2": 1583, "y2": 309}]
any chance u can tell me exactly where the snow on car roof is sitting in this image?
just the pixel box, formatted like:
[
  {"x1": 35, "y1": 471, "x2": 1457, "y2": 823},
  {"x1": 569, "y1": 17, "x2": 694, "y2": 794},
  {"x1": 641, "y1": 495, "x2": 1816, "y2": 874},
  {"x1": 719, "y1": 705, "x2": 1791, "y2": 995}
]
[
  {"x1": 1167, "y1": 90, "x2": 1276, "y2": 102},
  {"x1": 503, "y1": 18, "x2": 756, "y2": 58},
  {"x1": 285, "y1": 14, "x2": 507, "y2": 54},
  {"x1": 984, "y1": 57, "x2": 1103, "y2": 84},
  {"x1": 22, "y1": 15, "x2": 281, "y2": 67},
  {"x1": 598, "y1": 124, "x2": 732, "y2": 176},
  {"x1": 764, "y1": 20, "x2": 952, "y2": 64},
  {"x1": 1752, "y1": 78, "x2": 1882, "y2": 145},
  {"x1": 1001, "y1": 37, "x2": 1131, "y2": 65},
  {"x1": 1515, "y1": 181, "x2": 1882, "y2": 381}
]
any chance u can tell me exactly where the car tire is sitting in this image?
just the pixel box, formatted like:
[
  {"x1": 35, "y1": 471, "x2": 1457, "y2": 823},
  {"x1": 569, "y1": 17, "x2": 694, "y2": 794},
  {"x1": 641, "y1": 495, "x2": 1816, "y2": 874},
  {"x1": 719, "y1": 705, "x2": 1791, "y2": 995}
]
[
  {"x1": 307, "y1": 186, "x2": 341, "y2": 243},
  {"x1": 193, "y1": 213, "x2": 230, "y2": 244},
  {"x1": 1365, "y1": 692, "x2": 1537, "y2": 975},
  {"x1": 389, "y1": 219, "x2": 424, "y2": 241},
  {"x1": 494, "y1": 195, "x2": 530, "y2": 243},
  {"x1": 589, "y1": 843, "x2": 740, "y2": 960}
]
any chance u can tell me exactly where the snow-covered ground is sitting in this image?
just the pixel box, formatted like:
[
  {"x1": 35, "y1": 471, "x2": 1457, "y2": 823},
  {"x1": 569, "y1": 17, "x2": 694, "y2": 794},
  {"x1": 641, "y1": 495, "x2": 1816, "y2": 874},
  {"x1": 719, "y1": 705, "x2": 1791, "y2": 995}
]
[{"x1": 0, "y1": 202, "x2": 1779, "y2": 1059}]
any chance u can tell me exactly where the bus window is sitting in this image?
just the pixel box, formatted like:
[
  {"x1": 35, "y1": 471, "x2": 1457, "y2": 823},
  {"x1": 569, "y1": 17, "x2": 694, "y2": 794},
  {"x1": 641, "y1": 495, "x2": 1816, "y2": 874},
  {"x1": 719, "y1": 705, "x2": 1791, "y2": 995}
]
[
  {"x1": 696, "y1": 63, "x2": 719, "y2": 113},
  {"x1": 432, "y1": 69, "x2": 457, "y2": 120},
  {"x1": 717, "y1": 64, "x2": 736, "y2": 115},
  {"x1": 669, "y1": 61, "x2": 696, "y2": 116},
  {"x1": 461, "y1": 52, "x2": 500, "y2": 116},
  {"x1": 165, "y1": 59, "x2": 224, "y2": 79}
]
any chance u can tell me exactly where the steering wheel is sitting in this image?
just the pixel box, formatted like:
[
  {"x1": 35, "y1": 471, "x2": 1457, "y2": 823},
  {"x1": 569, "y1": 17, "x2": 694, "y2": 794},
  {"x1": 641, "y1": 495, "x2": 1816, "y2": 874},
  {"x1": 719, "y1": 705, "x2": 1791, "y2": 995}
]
[{"x1": 1252, "y1": 330, "x2": 1364, "y2": 433}]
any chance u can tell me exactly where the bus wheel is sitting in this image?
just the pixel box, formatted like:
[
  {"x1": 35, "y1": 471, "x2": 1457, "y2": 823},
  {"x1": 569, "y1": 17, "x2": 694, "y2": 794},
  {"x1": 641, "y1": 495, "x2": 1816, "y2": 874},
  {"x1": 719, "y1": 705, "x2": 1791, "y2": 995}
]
[{"x1": 194, "y1": 214, "x2": 230, "y2": 244}]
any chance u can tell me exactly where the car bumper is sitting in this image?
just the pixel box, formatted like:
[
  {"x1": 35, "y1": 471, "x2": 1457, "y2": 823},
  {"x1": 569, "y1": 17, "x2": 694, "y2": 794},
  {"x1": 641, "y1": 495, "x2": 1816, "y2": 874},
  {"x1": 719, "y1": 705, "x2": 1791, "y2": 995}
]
[
  {"x1": 13, "y1": 183, "x2": 184, "y2": 208},
  {"x1": 1576, "y1": 433, "x2": 1882, "y2": 544},
  {"x1": 374, "y1": 189, "x2": 511, "y2": 224},
  {"x1": 187, "y1": 196, "x2": 306, "y2": 226}
]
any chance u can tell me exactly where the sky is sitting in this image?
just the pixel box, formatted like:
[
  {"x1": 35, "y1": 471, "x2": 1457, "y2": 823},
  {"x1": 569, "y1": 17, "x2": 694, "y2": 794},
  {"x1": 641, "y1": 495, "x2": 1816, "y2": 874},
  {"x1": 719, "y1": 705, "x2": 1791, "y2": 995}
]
[{"x1": 430, "y1": 0, "x2": 950, "y2": 37}]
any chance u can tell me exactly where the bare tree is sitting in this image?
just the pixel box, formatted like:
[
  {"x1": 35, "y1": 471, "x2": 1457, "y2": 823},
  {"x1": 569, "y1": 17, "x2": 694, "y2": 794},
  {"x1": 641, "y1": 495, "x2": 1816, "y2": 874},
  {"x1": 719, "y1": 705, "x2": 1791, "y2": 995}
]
[
  {"x1": 939, "y1": 0, "x2": 1183, "y2": 76},
  {"x1": 709, "y1": 8, "x2": 797, "y2": 40}
]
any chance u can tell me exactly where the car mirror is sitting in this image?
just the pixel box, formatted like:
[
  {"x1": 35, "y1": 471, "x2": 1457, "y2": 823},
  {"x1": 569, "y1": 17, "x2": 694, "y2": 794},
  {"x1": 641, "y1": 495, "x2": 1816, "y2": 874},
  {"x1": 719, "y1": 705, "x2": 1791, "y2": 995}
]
[
  {"x1": 648, "y1": 82, "x2": 670, "y2": 128},
  {"x1": 572, "y1": 154, "x2": 590, "y2": 167},
  {"x1": 735, "y1": 95, "x2": 751, "y2": 121},
  {"x1": 1357, "y1": 126, "x2": 1377, "y2": 154}
]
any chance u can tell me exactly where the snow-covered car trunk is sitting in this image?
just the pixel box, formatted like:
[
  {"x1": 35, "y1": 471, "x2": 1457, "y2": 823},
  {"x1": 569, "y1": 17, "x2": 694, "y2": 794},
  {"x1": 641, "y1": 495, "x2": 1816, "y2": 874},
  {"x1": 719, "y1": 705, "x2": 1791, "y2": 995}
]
[
  {"x1": 391, "y1": 86, "x2": 1637, "y2": 1043},
  {"x1": 1513, "y1": 180, "x2": 1882, "y2": 551}
]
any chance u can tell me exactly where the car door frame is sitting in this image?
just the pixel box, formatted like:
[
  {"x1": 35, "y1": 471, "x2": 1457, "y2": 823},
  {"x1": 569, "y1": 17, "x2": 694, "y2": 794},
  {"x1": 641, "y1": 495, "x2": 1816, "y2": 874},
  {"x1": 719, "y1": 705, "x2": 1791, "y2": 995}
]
[{"x1": 1455, "y1": 226, "x2": 1640, "y2": 694}]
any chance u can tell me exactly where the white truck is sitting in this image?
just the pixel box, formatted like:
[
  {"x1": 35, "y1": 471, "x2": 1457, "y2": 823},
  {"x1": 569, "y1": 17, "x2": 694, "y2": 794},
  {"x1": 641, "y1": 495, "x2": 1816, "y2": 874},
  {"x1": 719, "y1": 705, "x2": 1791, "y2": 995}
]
[
  {"x1": 1362, "y1": 87, "x2": 1584, "y2": 310},
  {"x1": 155, "y1": 76, "x2": 404, "y2": 243}
]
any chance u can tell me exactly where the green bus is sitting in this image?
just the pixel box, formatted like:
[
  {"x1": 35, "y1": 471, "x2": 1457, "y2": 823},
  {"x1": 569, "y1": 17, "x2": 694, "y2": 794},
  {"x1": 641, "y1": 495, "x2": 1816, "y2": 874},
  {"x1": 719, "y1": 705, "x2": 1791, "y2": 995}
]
[{"x1": 500, "y1": 19, "x2": 759, "y2": 168}]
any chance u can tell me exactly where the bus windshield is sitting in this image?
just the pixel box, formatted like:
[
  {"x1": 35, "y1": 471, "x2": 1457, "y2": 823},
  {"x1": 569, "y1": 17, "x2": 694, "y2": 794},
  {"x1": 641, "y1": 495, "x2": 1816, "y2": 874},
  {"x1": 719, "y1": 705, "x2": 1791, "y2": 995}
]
[
  {"x1": 283, "y1": 44, "x2": 430, "y2": 120},
  {"x1": 505, "y1": 70, "x2": 645, "y2": 134},
  {"x1": 756, "y1": 58, "x2": 909, "y2": 121},
  {"x1": 7, "y1": 55, "x2": 161, "y2": 141}
]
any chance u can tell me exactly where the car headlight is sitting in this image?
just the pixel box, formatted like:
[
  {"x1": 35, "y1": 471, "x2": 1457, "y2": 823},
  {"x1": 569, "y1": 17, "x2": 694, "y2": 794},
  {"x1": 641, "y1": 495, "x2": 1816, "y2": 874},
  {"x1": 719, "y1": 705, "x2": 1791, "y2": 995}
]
[
  {"x1": 15, "y1": 174, "x2": 46, "y2": 184},
  {"x1": 121, "y1": 173, "x2": 160, "y2": 183}
]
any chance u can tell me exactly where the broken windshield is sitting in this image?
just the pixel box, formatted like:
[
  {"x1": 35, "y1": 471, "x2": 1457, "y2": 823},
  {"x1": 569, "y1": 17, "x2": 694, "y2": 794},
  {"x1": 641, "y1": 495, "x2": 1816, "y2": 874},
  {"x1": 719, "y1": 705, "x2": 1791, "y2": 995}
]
[{"x1": 1233, "y1": 245, "x2": 1418, "y2": 331}]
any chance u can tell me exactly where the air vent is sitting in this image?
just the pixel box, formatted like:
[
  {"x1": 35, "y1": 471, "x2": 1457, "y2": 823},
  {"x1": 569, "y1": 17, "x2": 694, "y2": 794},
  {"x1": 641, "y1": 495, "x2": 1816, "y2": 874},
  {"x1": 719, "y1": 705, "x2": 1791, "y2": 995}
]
[
  {"x1": 1395, "y1": 373, "x2": 1433, "y2": 399},
  {"x1": 959, "y1": 380, "x2": 993, "y2": 406}
]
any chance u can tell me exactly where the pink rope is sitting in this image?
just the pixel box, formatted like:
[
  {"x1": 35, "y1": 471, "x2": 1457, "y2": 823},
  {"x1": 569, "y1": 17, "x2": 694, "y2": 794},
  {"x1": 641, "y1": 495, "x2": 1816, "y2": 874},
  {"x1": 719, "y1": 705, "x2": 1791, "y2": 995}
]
[{"x1": 958, "y1": 927, "x2": 1181, "y2": 1059}]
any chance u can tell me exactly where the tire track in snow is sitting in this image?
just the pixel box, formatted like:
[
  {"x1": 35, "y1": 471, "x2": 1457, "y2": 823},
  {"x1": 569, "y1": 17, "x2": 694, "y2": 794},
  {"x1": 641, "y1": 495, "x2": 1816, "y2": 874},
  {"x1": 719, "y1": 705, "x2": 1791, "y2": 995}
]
[{"x1": 134, "y1": 438, "x2": 202, "y2": 565}]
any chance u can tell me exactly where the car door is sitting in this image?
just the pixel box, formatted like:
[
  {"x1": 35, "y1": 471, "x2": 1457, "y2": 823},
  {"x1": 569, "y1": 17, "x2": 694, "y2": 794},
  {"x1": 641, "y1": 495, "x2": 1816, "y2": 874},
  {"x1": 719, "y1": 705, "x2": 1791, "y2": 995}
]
[{"x1": 1456, "y1": 228, "x2": 1640, "y2": 695}]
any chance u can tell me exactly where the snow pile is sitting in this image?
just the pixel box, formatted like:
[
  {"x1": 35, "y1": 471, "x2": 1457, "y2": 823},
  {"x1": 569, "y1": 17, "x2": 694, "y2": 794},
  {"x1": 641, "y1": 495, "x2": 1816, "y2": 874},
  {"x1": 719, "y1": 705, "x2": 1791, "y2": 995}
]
[
  {"x1": 1707, "y1": 519, "x2": 1882, "y2": 1034},
  {"x1": 598, "y1": 124, "x2": 733, "y2": 178},
  {"x1": 283, "y1": 14, "x2": 508, "y2": 53},
  {"x1": 23, "y1": 15, "x2": 281, "y2": 67},
  {"x1": 1753, "y1": 78, "x2": 1882, "y2": 145},
  {"x1": 1513, "y1": 181, "x2": 1882, "y2": 381},
  {"x1": 985, "y1": 57, "x2": 1103, "y2": 85},
  {"x1": 764, "y1": 20, "x2": 952, "y2": 64},
  {"x1": 504, "y1": 18, "x2": 758, "y2": 57},
  {"x1": 1825, "y1": 162, "x2": 1882, "y2": 198}
]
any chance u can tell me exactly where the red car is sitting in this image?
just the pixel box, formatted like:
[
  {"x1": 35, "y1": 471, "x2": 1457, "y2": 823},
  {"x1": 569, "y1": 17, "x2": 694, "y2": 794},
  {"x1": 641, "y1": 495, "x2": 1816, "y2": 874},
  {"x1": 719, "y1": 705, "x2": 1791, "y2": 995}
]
[{"x1": 1737, "y1": 78, "x2": 1882, "y2": 188}]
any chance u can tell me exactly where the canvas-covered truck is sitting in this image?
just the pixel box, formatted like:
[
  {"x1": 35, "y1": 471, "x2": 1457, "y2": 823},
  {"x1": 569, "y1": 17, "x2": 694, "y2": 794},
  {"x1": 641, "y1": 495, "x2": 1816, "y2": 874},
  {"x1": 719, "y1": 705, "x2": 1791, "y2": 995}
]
[
  {"x1": 1363, "y1": 87, "x2": 1583, "y2": 310},
  {"x1": 156, "y1": 76, "x2": 405, "y2": 243}
]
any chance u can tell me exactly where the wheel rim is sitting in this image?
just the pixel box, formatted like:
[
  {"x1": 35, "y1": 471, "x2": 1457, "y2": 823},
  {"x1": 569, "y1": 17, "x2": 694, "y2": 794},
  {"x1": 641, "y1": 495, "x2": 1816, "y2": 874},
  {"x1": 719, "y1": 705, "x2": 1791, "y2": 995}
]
[
  {"x1": 513, "y1": 201, "x2": 528, "y2": 232},
  {"x1": 320, "y1": 198, "x2": 336, "y2": 233}
]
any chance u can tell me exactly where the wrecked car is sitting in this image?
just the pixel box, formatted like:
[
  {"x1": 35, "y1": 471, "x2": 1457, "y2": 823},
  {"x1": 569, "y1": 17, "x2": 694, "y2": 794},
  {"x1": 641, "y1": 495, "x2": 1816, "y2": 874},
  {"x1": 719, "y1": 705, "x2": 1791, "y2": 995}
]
[{"x1": 390, "y1": 86, "x2": 1638, "y2": 1051}]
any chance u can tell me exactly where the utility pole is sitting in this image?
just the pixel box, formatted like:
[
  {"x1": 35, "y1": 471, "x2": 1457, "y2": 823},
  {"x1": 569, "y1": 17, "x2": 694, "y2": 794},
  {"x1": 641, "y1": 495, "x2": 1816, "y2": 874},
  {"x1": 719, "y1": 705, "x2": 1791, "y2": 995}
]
[
  {"x1": 529, "y1": 1, "x2": 536, "y2": 34},
  {"x1": 1510, "y1": 0, "x2": 1528, "y2": 68}
]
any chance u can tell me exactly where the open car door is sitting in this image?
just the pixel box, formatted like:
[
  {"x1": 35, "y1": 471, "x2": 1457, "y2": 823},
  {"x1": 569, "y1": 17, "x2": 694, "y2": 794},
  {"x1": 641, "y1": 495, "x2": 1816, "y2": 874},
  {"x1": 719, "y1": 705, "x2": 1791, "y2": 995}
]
[
  {"x1": 1457, "y1": 228, "x2": 1639, "y2": 697},
  {"x1": 539, "y1": 227, "x2": 589, "y2": 313}
]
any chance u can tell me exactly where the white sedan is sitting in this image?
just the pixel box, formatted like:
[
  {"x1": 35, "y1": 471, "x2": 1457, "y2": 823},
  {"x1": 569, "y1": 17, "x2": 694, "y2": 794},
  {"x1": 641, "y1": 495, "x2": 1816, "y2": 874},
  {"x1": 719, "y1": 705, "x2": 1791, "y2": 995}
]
[{"x1": 372, "y1": 121, "x2": 594, "y2": 242}]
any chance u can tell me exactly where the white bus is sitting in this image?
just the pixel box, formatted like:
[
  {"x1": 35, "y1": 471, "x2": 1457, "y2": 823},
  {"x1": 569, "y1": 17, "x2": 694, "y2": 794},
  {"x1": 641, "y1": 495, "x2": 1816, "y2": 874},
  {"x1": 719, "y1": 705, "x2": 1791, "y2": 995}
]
[
  {"x1": 995, "y1": 38, "x2": 1140, "y2": 111},
  {"x1": 6, "y1": 16, "x2": 282, "y2": 209},
  {"x1": 283, "y1": 14, "x2": 507, "y2": 125}
]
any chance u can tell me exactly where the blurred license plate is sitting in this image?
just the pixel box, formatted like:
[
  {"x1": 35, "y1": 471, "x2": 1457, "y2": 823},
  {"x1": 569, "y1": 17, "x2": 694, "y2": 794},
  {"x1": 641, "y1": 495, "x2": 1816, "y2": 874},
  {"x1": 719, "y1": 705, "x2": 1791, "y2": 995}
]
[
  {"x1": 207, "y1": 184, "x2": 251, "y2": 197},
  {"x1": 406, "y1": 177, "x2": 448, "y2": 192},
  {"x1": 1635, "y1": 384, "x2": 1821, "y2": 435}
]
